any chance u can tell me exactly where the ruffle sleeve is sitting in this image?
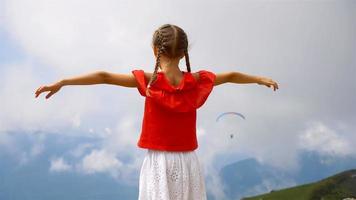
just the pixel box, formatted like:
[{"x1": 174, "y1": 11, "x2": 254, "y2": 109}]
[
  {"x1": 193, "y1": 70, "x2": 216, "y2": 108},
  {"x1": 131, "y1": 69, "x2": 147, "y2": 97},
  {"x1": 148, "y1": 70, "x2": 216, "y2": 112}
]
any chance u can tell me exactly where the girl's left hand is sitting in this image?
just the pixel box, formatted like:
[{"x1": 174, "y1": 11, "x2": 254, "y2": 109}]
[
  {"x1": 257, "y1": 77, "x2": 279, "y2": 91},
  {"x1": 35, "y1": 82, "x2": 62, "y2": 99}
]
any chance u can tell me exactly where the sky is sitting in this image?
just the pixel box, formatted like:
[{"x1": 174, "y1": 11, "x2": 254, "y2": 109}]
[{"x1": 0, "y1": 0, "x2": 355, "y2": 199}]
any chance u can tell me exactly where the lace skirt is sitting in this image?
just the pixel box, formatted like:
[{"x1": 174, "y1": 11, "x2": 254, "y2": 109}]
[{"x1": 138, "y1": 149, "x2": 207, "y2": 200}]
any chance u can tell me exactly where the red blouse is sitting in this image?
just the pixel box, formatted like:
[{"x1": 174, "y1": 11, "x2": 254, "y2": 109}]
[{"x1": 131, "y1": 69, "x2": 216, "y2": 151}]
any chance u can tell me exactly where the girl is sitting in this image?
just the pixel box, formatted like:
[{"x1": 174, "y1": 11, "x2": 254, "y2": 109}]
[{"x1": 35, "y1": 24, "x2": 278, "y2": 200}]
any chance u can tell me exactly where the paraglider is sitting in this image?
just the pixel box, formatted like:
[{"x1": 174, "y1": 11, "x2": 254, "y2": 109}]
[
  {"x1": 216, "y1": 111, "x2": 246, "y2": 139},
  {"x1": 216, "y1": 111, "x2": 246, "y2": 122}
]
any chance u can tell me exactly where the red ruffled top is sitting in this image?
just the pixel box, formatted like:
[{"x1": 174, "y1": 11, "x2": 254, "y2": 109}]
[{"x1": 131, "y1": 69, "x2": 216, "y2": 151}]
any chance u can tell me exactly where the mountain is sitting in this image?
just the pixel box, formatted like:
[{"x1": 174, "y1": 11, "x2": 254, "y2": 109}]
[
  {"x1": 242, "y1": 169, "x2": 356, "y2": 200},
  {"x1": 219, "y1": 151, "x2": 356, "y2": 200}
]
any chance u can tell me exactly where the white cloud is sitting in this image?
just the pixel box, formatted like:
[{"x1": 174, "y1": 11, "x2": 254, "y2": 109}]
[
  {"x1": 64, "y1": 116, "x2": 147, "y2": 185},
  {"x1": 11, "y1": 132, "x2": 47, "y2": 166},
  {"x1": 3, "y1": 0, "x2": 153, "y2": 74},
  {"x1": 0, "y1": 61, "x2": 102, "y2": 134},
  {"x1": 69, "y1": 143, "x2": 94, "y2": 158},
  {"x1": 111, "y1": 116, "x2": 139, "y2": 150},
  {"x1": 78, "y1": 149, "x2": 122, "y2": 177},
  {"x1": 50, "y1": 157, "x2": 72, "y2": 172},
  {"x1": 104, "y1": 127, "x2": 112, "y2": 135},
  {"x1": 30, "y1": 142, "x2": 44, "y2": 157},
  {"x1": 204, "y1": 166, "x2": 229, "y2": 200},
  {"x1": 85, "y1": 116, "x2": 146, "y2": 184},
  {"x1": 71, "y1": 113, "x2": 81, "y2": 128},
  {"x1": 298, "y1": 121, "x2": 354, "y2": 156}
]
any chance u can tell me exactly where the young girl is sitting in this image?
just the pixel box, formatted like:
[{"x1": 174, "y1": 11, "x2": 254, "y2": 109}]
[{"x1": 35, "y1": 24, "x2": 278, "y2": 200}]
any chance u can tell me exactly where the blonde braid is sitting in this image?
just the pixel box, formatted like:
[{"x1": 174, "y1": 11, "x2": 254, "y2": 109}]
[{"x1": 146, "y1": 31, "x2": 165, "y2": 96}]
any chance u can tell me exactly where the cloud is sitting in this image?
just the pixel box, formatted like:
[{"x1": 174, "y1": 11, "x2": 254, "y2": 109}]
[
  {"x1": 29, "y1": 141, "x2": 44, "y2": 157},
  {"x1": 204, "y1": 166, "x2": 229, "y2": 200},
  {"x1": 50, "y1": 157, "x2": 72, "y2": 172},
  {"x1": 0, "y1": 131, "x2": 46, "y2": 166},
  {"x1": 2, "y1": 0, "x2": 156, "y2": 74},
  {"x1": 77, "y1": 116, "x2": 146, "y2": 185},
  {"x1": 0, "y1": 61, "x2": 103, "y2": 134},
  {"x1": 77, "y1": 149, "x2": 122, "y2": 177},
  {"x1": 49, "y1": 115, "x2": 147, "y2": 185},
  {"x1": 298, "y1": 121, "x2": 354, "y2": 157},
  {"x1": 69, "y1": 143, "x2": 95, "y2": 158}
]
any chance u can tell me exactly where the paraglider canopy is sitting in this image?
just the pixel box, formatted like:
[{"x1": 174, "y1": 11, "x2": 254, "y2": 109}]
[
  {"x1": 216, "y1": 112, "x2": 246, "y2": 122},
  {"x1": 215, "y1": 111, "x2": 246, "y2": 140}
]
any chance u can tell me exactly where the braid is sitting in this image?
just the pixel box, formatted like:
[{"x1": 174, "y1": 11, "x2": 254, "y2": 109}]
[
  {"x1": 146, "y1": 31, "x2": 164, "y2": 96},
  {"x1": 184, "y1": 49, "x2": 191, "y2": 73},
  {"x1": 181, "y1": 33, "x2": 191, "y2": 73}
]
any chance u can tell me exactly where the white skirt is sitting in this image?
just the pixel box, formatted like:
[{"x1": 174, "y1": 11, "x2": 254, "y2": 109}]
[{"x1": 138, "y1": 149, "x2": 207, "y2": 200}]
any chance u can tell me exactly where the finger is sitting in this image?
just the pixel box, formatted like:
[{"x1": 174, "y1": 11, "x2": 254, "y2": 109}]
[
  {"x1": 35, "y1": 86, "x2": 43, "y2": 95},
  {"x1": 36, "y1": 86, "x2": 43, "y2": 92},
  {"x1": 36, "y1": 86, "x2": 47, "y2": 95},
  {"x1": 45, "y1": 91, "x2": 54, "y2": 99},
  {"x1": 35, "y1": 88, "x2": 43, "y2": 98}
]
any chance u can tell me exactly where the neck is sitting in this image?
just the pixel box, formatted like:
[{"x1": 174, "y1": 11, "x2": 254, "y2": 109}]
[{"x1": 159, "y1": 56, "x2": 182, "y2": 74}]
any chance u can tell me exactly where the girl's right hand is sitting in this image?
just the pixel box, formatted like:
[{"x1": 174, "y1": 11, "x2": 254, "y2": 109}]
[
  {"x1": 257, "y1": 77, "x2": 279, "y2": 91},
  {"x1": 35, "y1": 81, "x2": 62, "y2": 99}
]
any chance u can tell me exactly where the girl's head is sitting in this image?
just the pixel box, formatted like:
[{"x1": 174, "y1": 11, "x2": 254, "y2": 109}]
[{"x1": 146, "y1": 24, "x2": 190, "y2": 95}]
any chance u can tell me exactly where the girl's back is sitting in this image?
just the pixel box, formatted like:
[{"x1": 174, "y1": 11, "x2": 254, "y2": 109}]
[{"x1": 131, "y1": 67, "x2": 216, "y2": 152}]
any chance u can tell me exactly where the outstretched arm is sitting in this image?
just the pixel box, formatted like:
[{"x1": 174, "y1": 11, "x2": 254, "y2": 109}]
[
  {"x1": 214, "y1": 71, "x2": 279, "y2": 91},
  {"x1": 35, "y1": 70, "x2": 141, "y2": 99}
]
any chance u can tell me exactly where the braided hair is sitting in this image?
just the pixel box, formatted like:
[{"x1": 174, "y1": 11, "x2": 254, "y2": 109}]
[{"x1": 145, "y1": 24, "x2": 191, "y2": 97}]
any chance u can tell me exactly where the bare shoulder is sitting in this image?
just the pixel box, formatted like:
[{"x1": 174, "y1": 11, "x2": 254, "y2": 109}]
[
  {"x1": 143, "y1": 72, "x2": 153, "y2": 84},
  {"x1": 191, "y1": 72, "x2": 199, "y2": 81}
]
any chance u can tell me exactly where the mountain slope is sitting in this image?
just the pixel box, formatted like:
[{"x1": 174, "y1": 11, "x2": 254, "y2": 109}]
[
  {"x1": 242, "y1": 169, "x2": 356, "y2": 200},
  {"x1": 219, "y1": 151, "x2": 356, "y2": 200}
]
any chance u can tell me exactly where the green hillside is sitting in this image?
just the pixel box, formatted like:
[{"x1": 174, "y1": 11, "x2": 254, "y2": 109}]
[{"x1": 242, "y1": 169, "x2": 356, "y2": 200}]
